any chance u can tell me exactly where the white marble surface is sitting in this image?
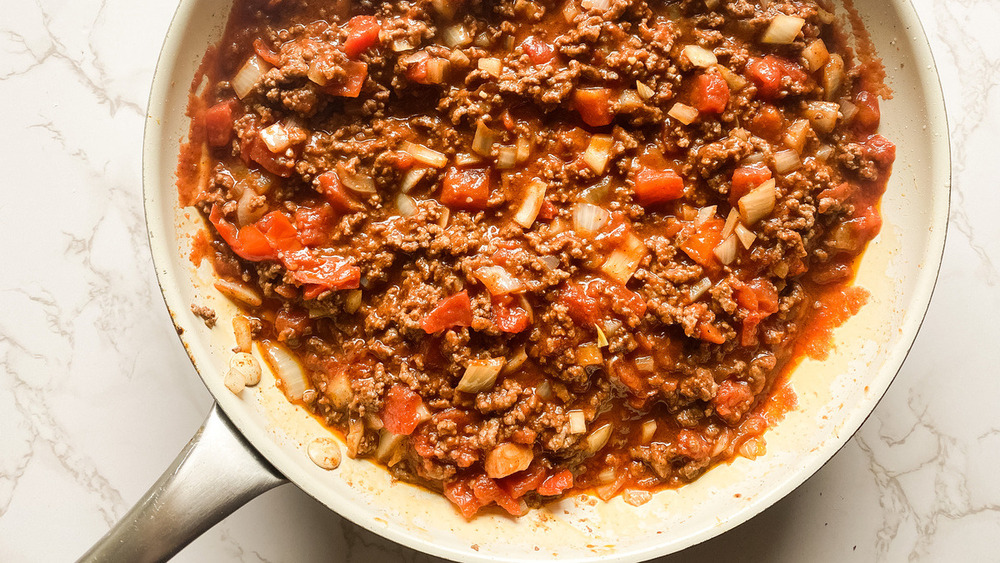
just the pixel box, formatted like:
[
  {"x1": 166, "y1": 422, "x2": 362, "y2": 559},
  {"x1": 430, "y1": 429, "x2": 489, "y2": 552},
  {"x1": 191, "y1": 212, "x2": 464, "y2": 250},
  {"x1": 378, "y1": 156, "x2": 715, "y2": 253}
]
[{"x1": 0, "y1": 0, "x2": 995, "y2": 561}]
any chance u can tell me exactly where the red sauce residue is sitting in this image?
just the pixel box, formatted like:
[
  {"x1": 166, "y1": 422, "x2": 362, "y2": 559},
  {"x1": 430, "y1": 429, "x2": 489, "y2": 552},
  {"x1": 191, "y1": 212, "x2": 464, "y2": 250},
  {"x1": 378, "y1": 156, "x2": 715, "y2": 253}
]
[
  {"x1": 188, "y1": 229, "x2": 212, "y2": 266},
  {"x1": 798, "y1": 286, "x2": 870, "y2": 361},
  {"x1": 175, "y1": 47, "x2": 218, "y2": 207},
  {"x1": 763, "y1": 380, "x2": 799, "y2": 425},
  {"x1": 842, "y1": 0, "x2": 892, "y2": 99}
]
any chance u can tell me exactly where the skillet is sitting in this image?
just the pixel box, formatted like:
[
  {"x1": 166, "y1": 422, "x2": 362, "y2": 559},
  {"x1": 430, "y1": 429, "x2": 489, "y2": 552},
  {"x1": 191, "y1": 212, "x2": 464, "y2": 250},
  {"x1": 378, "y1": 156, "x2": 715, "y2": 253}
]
[{"x1": 79, "y1": 0, "x2": 950, "y2": 560}]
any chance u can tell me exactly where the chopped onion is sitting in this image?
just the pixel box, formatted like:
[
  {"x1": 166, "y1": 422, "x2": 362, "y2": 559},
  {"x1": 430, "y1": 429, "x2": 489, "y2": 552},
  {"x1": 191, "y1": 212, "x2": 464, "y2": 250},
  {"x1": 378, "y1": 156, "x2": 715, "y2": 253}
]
[
  {"x1": 472, "y1": 121, "x2": 496, "y2": 157},
  {"x1": 327, "y1": 370, "x2": 352, "y2": 409},
  {"x1": 237, "y1": 188, "x2": 266, "y2": 226},
  {"x1": 714, "y1": 64, "x2": 747, "y2": 90},
  {"x1": 773, "y1": 149, "x2": 802, "y2": 173},
  {"x1": 402, "y1": 141, "x2": 448, "y2": 168},
  {"x1": 232, "y1": 315, "x2": 253, "y2": 353},
  {"x1": 396, "y1": 193, "x2": 417, "y2": 217},
  {"x1": 392, "y1": 38, "x2": 414, "y2": 52},
  {"x1": 503, "y1": 348, "x2": 529, "y2": 374},
  {"x1": 668, "y1": 102, "x2": 699, "y2": 125},
  {"x1": 601, "y1": 233, "x2": 647, "y2": 284},
  {"x1": 536, "y1": 380, "x2": 553, "y2": 400},
  {"x1": 516, "y1": 137, "x2": 531, "y2": 163},
  {"x1": 399, "y1": 167, "x2": 427, "y2": 193},
  {"x1": 576, "y1": 344, "x2": 603, "y2": 366},
  {"x1": 783, "y1": 119, "x2": 811, "y2": 153},
  {"x1": 214, "y1": 278, "x2": 262, "y2": 307},
  {"x1": 513, "y1": 179, "x2": 546, "y2": 228},
  {"x1": 742, "y1": 151, "x2": 767, "y2": 165},
  {"x1": 739, "y1": 436, "x2": 766, "y2": 460},
  {"x1": 617, "y1": 89, "x2": 643, "y2": 112},
  {"x1": 681, "y1": 44, "x2": 718, "y2": 68},
  {"x1": 805, "y1": 101, "x2": 840, "y2": 134},
  {"x1": 375, "y1": 429, "x2": 406, "y2": 464},
  {"x1": 823, "y1": 54, "x2": 845, "y2": 101},
  {"x1": 473, "y1": 32, "x2": 490, "y2": 48},
  {"x1": 623, "y1": 489, "x2": 653, "y2": 507},
  {"x1": 485, "y1": 443, "x2": 534, "y2": 478},
  {"x1": 596, "y1": 324, "x2": 609, "y2": 347},
  {"x1": 424, "y1": 58, "x2": 449, "y2": 84},
  {"x1": 762, "y1": 14, "x2": 805, "y2": 44},
  {"x1": 840, "y1": 101, "x2": 859, "y2": 124},
  {"x1": 233, "y1": 54, "x2": 271, "y2": 99},
  {"x1": 455, "y1": 152, "x2": 483, "y2": 166},
  {"x1": 478, "y1": 57, "x2": 502, "y2": 77},
  {"x1": 738, "y1": 178, "x2": 777, "y2": 224},
  {"x1": 802, "y1": 39, "x2": 830, "y2": 72},
  {"x1": 815, "y1": 144, "x2": 835, "y2": 161},
  {"x1": 260, "y1": 341, "x2": 311, "y2": 401},
  {"x1": 635, "y1": 356, "x2": 655, "y2": 372},
  {"x1": 568, "y1": 410, "x2": 587, "y2": 434},
  {"x1": 722, "y1": 207, "x2": 740, "y2": 239},
  {"x1": 584, "y1": 423, "x2": 612, "y2": 455},
  {"x1": 640, "y1": 419, "x2": 657, "y2": 443},
  {"x1": 695, "y1": 205, "x2": 717, "y2": 228},
  {"x1": 431, "y1": 0, "x2": 456, "y2": 19},
  {"x1": 259, "y1": 122, "x2": 290, "y2": 153},
  {"x1": 734, "y1": 223, "x2": 757, "y2": 249},
  {"x1": 345, "y1": 289, "x2": 362, "y2": 314},
  {"x1": 597, "y1": 466, "x2": 617, "y2": 484},
  {"x1": 582, "y1": 134, "x2": 614, "y2": 175},
  {"x1": 496, "y1": 145, "x2": 517, "y2": 169},
  {"x1": 306, "y1": 61, "x2": 328, "y2": 86},
  {"x1": 336, "y1": 162, "x2": 376, "y2": 194},
  {"x1": 572, "y1": 202, "x2": 610, "y2": 235},
  {"x1": 581, "y1": 0, "x2": 611, "y2": 9},
  {"x1": 636, "y1": 80, "x2": 655, "y2": 100},
  {"x1": 688, "y1": 277, "x2": 712, "y2": 301},
  {"x1": 442, "y1": 23, "x2": 471, "y2": 47},
  {"x1": 458, "y1": 358, "x2": 505, "y2": 393},
  {"x1": 540, "y1": 254, "x2": 560, "y2": 270},
  {"x1": 474, "y1": 265, "x2": 524, "y2": 295},
  {"x1": 713, "y1": 233, "x2": 739, "y2": 265}
]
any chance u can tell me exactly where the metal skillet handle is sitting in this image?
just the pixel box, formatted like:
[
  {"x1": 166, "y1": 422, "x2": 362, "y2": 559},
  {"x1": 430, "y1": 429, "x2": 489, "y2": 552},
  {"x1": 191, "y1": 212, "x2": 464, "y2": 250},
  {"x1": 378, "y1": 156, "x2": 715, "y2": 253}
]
[{"x1": 78, "y1": 404, "x2": 287, "y2": 563}]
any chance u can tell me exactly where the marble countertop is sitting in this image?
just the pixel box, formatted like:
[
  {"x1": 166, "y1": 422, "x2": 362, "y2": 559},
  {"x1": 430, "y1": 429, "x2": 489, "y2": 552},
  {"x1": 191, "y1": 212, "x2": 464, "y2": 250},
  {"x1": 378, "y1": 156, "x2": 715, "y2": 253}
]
[{"x1": 1, "y1": 0, "x2": 995, "y2": 561}]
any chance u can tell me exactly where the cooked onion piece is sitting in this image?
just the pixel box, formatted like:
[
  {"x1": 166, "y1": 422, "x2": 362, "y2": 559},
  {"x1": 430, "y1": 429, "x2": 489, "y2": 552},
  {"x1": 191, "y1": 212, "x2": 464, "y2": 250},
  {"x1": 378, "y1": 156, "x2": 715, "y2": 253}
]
[
  {"x1": 474, "y1": 266, "x2": 524, "y2": 295},
  {"x1": 514, "y1": 179, "x2": 547, "y2": 228},
  {"x1": 681, "y1": 44, "x2": 717, "y2": 67},
  {"x1": 403, "y1": 141, "x2": 448, "y2": 168},
  {"x1": 583, "y1": 134, "x2": 614, "y2": 174},
  {"x1": 668, "y1": 102, "x2": 699, "y2": 125},
  {"x1": 762, "y1": 15, "x2": 805, "y2": 44},
  {"x1": 260, "y1": 341, "x2": 311, "y2": 401},
  {"x1": 233, "y1": 54, "x2": 270, "y2": 99},
  {"x1": 458, "y1": 358, "x2": 505, "y2": 392},
  {"x1": 738, "y1": 179, "x2": 777, "y2": 224}
]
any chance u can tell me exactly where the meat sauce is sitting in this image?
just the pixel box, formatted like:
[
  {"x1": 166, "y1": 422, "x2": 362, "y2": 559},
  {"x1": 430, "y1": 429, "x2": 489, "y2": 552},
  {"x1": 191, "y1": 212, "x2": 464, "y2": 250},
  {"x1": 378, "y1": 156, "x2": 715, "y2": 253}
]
[{"x1": 179, "y1": 0, "x2": 895, "y2": 518}]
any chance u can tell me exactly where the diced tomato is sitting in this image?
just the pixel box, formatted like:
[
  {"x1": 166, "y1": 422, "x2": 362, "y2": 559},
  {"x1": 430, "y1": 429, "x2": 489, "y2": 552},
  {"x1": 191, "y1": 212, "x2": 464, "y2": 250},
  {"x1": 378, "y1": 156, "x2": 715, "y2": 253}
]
[
  {"x1": 275, "y1": 307, "x2": 310, "y2": 340},
  {"x1": 323, "y1": 60, "x2": 368, "y2": 97},
  {"x1": 469, "y1": 473, "x2": 523, "y2": 516},
  {"x1": 257, "y1": 211, "x2": 301, "y2": 254},
  {"x1": 421, "y1": 291, "x2": 474, "y2": 333},
  {"x1": 315, "y1": 170, "x2": 362, "y2": 213},
  {"x1": 679, "y1": 218, "x2": 725, "y2": 272},
  {"x1": 253, "y1": 38, "x2": 282, "y2": 66},
  {"x1": 204, "y1": 101, "x2": 235, "y2": 147},
  {"x1": 614, "y1": 359, "x2": 647, "y2": 394},
  {"x1": 294, "y1": 204, "x2": 335, "y2": 246},
  {"x1": 500, "y1": 464, "x2": 547, "y2": 499},
  {"x1": 730, "y1": 162, "x2": 772, "y2": 206},
  {"x1": 677, "y1": 429, "x2": 711, "y2": 459},
  {"x1": 735, "y1": 278, "x2": 779, "y2": 346},
  {"x1": 491, "y1": 294, "x2": 531, "y2": 333},
  {"x1": 441, "y1": 167, "x2": 490, "y2": 210},
  {"x1": 854, "y1": 90, "x2": 881, "y2": 130},
  {"x1": 521, "y1": 36, "x2": 554, "y2": 65},
  {"x1": 381, "y1": 384, "x2": 424, "y2": 435},
  {"x1": 573, "y1": 88, "x2": 614, "y2": 127},
  {"x1": 537, "y1": 200, "x2": 557, "y2": 220},
  {"x1": 864, "y1": 134, "x2": 896, "y2": 171},
  {"x1": 634, "y1": 167, "x2": 684, "y2": 206},
  {"x1": 404, "y1": 51, "x2": 432, "y2": 84},
  {"x1": 746, "y1": 55, "x2": 808, "y2": 100},
  {"x1": 443, "y1": 479, "x2": 484, "y2": 519},
  {"x1": 698, "y1": 321, "x2": 726, "y2": 344},
  {"x1": 559, "y1": 278, "x2": 646, "y2": 326},
  {"x1": 691, "y1": 72, "x2": 730, "y2": 114},
  {"x1": 302, "y1": 284, "x2": 327, "y2": 300},
  {"x1": 537, "y1": 470, "x2": 573, "y2": 496},
  {"x1": 749, "y1": 103, "x2": 784, "y2": 141},
  {"x1": 714, "y1": 379, "x2": 754, "y2": 424},
  {"x1": 289, "y1": 255, "x2": 361, "y2": 290},
  {"x1": 343, "y1": 15, "x2": 380, "y2": 59},
  {"x1": 248, "y1": 137, "x2": 295, "y2": 177},
  {"x1": 208, "y1": 205, "x2": 278, "y2": 261}
]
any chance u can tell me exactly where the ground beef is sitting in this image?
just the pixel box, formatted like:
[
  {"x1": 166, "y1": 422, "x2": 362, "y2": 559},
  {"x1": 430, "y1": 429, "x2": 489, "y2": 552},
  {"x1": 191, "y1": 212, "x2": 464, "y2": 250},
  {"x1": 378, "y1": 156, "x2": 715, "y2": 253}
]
[{"x1": 180, "y1": 0, "x2": 895, "y2": 518}]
